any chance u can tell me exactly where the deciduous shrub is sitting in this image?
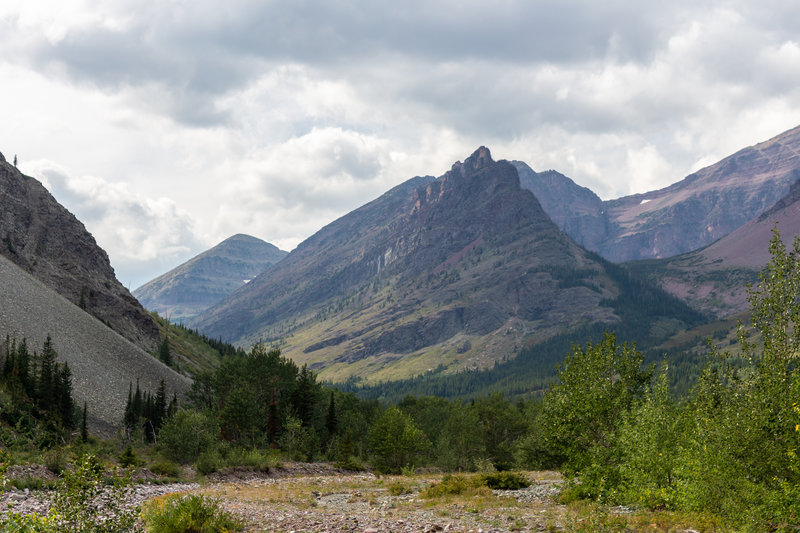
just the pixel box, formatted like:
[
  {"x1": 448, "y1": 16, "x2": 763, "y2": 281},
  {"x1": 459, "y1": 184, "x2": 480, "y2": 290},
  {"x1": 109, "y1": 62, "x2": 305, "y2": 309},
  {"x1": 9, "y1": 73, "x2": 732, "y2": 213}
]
[{"x1": 141, "y1": 494, "x2": 243, "y2": 533}]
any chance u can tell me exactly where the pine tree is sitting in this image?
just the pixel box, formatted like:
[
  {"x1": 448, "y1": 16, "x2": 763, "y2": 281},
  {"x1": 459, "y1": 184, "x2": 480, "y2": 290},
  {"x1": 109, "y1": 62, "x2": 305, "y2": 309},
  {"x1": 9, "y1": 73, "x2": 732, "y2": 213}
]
[
  {"x1": 124, "y1": 382, "x2": 137, "y2": 435},
  {"x1": 58, "y1": 362, "x2": 74, "y2": 429},
  {"x1": 154, "y1": 379, "x2": 167, "y2": 431},
  {"x1": 158, "y1": 336, "x2": 172, "y2": 367},
  {"x1": 292, "y1": 364, "x2": 317, "y2": 427},
  {"x1": 37, "y1": 336, "x2": 58, "y2": 411},
  {"x1": 267, "y1": 388, "x2": 279, "y2": 445},
  {"x1": 81, "y1": 401, "x2": 88, "y2": 442},
  {"x1": 326, "y1": 391, "x2": 338, "y2": 437}
]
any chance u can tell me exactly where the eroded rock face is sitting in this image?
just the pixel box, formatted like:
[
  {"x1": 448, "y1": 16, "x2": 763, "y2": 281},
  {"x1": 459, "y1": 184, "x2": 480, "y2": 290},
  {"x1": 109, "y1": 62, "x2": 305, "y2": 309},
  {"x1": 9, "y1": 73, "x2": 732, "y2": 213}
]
[
  {"x1": 0, "y1": 157, "x2": 160, "y2": 353},
  {"x1": 193, "y1": 147, "x2": 693, "y2": 382},
  {"x1": 517, "y1": 124, "x2": 800, "y2": 263}
]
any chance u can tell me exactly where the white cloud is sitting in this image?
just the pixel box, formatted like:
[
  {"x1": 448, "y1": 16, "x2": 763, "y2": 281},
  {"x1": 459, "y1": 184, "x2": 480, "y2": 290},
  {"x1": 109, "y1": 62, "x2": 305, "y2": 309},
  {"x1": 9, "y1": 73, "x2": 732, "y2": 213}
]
[
  {"x1": 2, "y1": 0, "x2": 800, "y2": 285},
  {"x1": 29, "y1": 160, "x2": 206, "y2": 289}
]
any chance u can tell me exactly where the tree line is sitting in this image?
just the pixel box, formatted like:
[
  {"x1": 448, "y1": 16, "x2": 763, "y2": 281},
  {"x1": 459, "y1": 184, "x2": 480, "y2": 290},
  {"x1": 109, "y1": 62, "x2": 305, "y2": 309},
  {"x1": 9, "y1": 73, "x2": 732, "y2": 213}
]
[{"x1": 1, "y1": 334, "x2": 79, "y2": 446}]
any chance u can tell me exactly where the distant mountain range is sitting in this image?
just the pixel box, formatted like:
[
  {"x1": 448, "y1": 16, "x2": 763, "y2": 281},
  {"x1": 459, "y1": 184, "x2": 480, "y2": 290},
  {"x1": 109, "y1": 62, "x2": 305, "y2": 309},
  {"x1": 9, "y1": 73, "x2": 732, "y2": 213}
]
[
  {"x1": 134, "y1": 234, "x2": 287, "y2": 323},
  {"x1": 5, "y1": 122, "x2": 800, "y2": 410},
  {"x1": 193, "y1": 147, "x2": 701, "y2": 383},
  {"x1": 516, "y1": 124, "x2": 800, "y2": 263},
  {"x1": 628, "y1": 177, "x2": 800, "y2": 318}
]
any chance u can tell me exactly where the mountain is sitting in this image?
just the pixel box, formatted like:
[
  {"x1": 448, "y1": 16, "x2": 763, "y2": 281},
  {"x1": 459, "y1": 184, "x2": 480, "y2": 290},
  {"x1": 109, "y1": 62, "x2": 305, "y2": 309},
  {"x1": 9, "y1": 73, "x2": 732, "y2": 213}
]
[
  {"x1": 0, "y1": 253, "x2": 190, "y2": 436},
  {"x1": 0, "y1": 152, "x2": 161, "y2": 352},
  {"x1": 194, "y1": 147, "x2": 701, "y2": 383},
  {"x1": 628, "y1": 178, "x2": 800, "y2": 318},
  {"x1": 517, "y1": 125, "x2": 800, "y2": 263},
  {"x1": 134, "y1": 234, "x2": 287, "y2": 323},
  {"x1": 512, "y1": 163, "x2": 606, "y2": 250}
]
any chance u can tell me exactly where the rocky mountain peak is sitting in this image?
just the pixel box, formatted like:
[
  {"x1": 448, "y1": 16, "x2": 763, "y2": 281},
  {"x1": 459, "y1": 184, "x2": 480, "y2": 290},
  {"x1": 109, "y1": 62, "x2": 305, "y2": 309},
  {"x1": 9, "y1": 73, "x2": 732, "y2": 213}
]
[
  {"x1": 0, "y1": 151, "x2": 5, "y2": 163},
  {"x1": 450, "y1": 146, "x2": 494, "y2": 177}
]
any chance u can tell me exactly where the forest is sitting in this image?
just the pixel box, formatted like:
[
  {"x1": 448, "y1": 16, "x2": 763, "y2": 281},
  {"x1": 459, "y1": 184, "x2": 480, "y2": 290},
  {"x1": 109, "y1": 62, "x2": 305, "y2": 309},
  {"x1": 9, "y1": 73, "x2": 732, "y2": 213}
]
[{"x1": 0, "y1": 230, "x2": 799, "y2": 531}]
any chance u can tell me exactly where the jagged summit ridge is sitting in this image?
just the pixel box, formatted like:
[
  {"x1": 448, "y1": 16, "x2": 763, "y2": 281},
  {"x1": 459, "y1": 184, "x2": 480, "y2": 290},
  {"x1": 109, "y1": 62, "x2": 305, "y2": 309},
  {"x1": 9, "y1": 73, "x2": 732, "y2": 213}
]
[{"x1": 192, "y1": 148, "x2": 696, "y2": 384}]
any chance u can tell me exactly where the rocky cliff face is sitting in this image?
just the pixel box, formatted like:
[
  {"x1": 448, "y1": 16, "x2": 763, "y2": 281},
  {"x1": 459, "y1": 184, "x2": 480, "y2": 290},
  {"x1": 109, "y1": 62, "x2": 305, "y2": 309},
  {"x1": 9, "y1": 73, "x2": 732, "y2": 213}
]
[
  {"x1": 134, "y1": 234, "x2": 287, "y2": 323},
  {"x1": 194, "y1": 148, "x2": 696, "y2": 384},
  {"x1": 518, "y1": 125, "x2": 800, "y2": 263},
  {"x1": 0, "y1": 152, "x2": 161, "y2": 352},
  {"x1": 626, "y1": 174, "x2": 800, "y2": 318}
]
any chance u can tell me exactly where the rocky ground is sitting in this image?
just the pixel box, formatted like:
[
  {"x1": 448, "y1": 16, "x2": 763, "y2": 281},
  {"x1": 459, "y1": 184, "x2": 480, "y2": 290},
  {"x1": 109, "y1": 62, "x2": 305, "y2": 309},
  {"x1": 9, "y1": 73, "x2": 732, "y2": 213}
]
[
  {"x1": 1, "y1": 463, "x2": 566, "y2": 532},
  {"x1": 204, "y1": 473, "x2": 563, "y2": 532},
  {"x1": 2, "y1": 463, "x2": 709, "y2": 532}
]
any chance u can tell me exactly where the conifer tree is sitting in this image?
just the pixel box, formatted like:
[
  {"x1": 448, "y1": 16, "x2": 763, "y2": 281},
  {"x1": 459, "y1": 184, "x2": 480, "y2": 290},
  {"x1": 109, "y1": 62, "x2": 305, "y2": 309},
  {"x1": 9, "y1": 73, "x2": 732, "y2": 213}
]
[
  {"x1": 58, "y1": 362, "x2": 74, "y2": 428},
  {"x1": 81, "y1": 401, "x2": 88, "y2": 442},
  {"x1": 158, "y1": 336, "x2": 172, "y2": 367},
  {"x1": 326, "y1": 391, "x2": 338, "y2": 437},
  {"x1": 267, "y1": 388, "x2": 279, "y2": 445},
  {"x1": 37, "y1": 336, "x2": 58, "y2": 411}
]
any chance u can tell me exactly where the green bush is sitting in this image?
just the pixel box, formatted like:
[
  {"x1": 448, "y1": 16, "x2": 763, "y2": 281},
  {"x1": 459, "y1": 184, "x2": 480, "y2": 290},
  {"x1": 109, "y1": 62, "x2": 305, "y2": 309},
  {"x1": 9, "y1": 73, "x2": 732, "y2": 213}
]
[
  {"x1": 421, "y1": 474, "x2": 489, "y2": 498},
  {"x1": 480, "y1": 471, "x2": 530, "y2": 490},
  {"x1": 158, "y1": 410, "x2": 220, "y2": 465},
  {"x1": 119, "y1": 445, "x2": 141, "y2": 468},
  {"x1": 141, "y1": 494, "x2": 244, "y2": 533},
  {"x1": 221, "y1": 447, "x2": 278, "y2": 472},
  {"x1": 196, "y1": 450, "x2": 220, "y2": 475},
  {"x1": 149, "y1": 460, "x2": 181, "y2": 478},
  {"x1": 334, "y1": 455, "x2": 365, "y2": 472}
]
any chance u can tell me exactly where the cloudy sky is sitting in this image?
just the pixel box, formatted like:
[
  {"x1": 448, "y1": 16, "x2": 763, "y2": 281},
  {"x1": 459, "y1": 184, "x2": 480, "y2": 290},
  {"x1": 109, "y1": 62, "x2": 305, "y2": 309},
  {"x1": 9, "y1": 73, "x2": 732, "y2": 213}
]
[{"x1": 2, "y1": 0, "x2": 800, "y2": 289}]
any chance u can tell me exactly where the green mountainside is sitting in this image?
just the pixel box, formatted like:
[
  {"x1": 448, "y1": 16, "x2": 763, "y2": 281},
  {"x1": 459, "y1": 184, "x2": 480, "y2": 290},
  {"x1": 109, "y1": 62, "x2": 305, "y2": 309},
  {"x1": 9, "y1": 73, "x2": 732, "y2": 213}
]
[{"x1": 195, "y1": 147, "x2": 703, "y2": 385}]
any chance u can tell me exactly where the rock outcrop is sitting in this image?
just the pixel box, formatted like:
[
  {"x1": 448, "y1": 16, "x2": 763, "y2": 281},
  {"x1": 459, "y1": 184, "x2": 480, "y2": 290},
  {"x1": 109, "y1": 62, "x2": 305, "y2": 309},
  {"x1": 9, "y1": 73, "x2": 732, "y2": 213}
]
[
  {"x1": 0, "y1": 154, "x2": 161, "y2": 353},
  {"x1": 193, "y1": 148, "x2": 697, "y2": 383},
  {"x1": 518, "y1": 124, "x2": 800, "y2": 263}
]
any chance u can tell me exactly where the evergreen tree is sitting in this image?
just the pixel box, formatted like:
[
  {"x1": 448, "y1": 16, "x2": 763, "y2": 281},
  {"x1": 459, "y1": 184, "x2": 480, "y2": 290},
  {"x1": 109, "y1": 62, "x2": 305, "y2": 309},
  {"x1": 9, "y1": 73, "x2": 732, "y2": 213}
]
[
  {"x1": 154, "y1": 379, "x2": 167, "y2": 431},
  {"x1": 81, "y1": 401, "x2": 88, "y2": 442},
  {"x1": 326, "y1": 391, "x2": 338, "y2": 437},
  {"x1": 37, "y1": 336, "x2": 58, "y2": 411},
  {"x1": 58, "y1": 362, "x2": 74, "y2": 429},
  {"x1": 267, "y1": 388, "x2": 279, "y2": 445},
  {"x1": 123, "y1": 382, "x2": 137, "y2": 435},
  {"x1": 292, "y1": 364, "x2": 318, "y2": 427},
  {"x1": 158, "y1": 337, "x2": 172, "y2": 367}
]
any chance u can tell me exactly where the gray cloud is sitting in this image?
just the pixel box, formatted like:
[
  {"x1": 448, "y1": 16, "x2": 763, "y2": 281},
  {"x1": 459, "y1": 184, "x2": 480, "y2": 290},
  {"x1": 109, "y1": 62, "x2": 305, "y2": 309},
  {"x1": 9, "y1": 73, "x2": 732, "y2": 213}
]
[{"x1": 3, "y1": 0, "x2": 800, "y2": 285}]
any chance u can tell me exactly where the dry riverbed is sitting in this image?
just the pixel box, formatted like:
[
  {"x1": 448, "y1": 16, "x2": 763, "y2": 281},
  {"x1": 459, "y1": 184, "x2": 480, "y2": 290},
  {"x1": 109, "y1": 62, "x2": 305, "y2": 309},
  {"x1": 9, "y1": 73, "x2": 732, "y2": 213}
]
[{"x1": 1, "y1": 464, "x2": 710, "y2": 532}]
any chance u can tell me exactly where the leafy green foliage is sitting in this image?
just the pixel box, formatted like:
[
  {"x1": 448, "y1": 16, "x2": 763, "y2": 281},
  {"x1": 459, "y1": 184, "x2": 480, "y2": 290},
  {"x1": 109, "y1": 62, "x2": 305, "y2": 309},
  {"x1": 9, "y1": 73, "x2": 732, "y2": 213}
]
[
  {"x1": 542, "y1": 229, "x2": 800, "y2": 530},
  {"x1": 480, "y1": 471, "x2": 530, "y2": 490},
  {"x1": 540, "y1": 332, "x2": 651, "y2": 500},
  {"x1": 141, "y1": 494, "x2": 244, "y2": 533},
  {"x1": 368, "y1": 406, "x2": 430, "y2": 474},
  {"x1": 0, "y1": 452, "x2": 137, "y2": 533},
  {"x1": 157, "y1": 410, "x2": 219, "y2": 464},
  {"x1": 421, "y1": 474, "x2": 488, "y2": 498}
]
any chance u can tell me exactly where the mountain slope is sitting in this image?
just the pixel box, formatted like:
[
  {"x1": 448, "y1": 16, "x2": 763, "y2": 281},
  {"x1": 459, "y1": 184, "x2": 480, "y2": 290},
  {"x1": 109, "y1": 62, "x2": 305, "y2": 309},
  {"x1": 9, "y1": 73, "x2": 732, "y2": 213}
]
[
  {"x1": 134, "y1": 234, "x2": 287, "y2": 322},
  {"x1": 627, "y1": 176, "x2": 800, "y2": 318},
  {"x1": 512, "y1": 162, "x2": 607, "y2": 250},
  {"x1": 0, "y1": 254, "x2": 190, "y2": 436},
  {"x1": 195, "y1": 148, "x2": 701, "y2": 383},
  {"x1": 0, "y1": 152, "x2": 161, "y2": 352},
  {"x1": 518, "y1": 125, "x2": 800, "y2": 263}
]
